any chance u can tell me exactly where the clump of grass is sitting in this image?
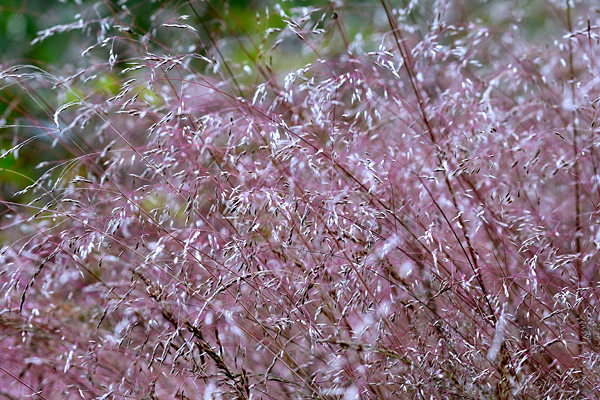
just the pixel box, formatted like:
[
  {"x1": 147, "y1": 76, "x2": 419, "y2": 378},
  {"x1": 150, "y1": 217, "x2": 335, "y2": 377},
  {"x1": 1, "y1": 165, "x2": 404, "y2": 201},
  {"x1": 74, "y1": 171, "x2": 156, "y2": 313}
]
[{"x1": 2, "y1": 0, "x2": 600, "y2": 398}]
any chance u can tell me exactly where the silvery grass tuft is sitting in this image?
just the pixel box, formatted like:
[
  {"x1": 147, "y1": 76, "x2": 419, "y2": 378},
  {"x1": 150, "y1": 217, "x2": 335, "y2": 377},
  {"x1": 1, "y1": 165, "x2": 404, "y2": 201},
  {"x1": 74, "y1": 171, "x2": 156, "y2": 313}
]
[{"x1": 1, "y1": 0, "x2": 600, "y2": 398}]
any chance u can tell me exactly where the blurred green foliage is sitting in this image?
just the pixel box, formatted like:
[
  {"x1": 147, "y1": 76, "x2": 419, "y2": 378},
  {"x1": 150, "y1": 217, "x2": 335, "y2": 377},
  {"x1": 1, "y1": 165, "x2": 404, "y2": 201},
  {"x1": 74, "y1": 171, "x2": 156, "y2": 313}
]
[{"x1": 1, "y1": 1, "x2": 63, "y2": 64}]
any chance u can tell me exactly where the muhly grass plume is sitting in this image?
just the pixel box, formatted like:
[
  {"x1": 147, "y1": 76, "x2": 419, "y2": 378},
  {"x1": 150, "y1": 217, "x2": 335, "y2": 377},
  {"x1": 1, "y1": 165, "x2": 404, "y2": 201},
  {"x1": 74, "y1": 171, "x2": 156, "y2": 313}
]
[{"x1": 1, "y1": 0, "x2": 600, "y2": 398}]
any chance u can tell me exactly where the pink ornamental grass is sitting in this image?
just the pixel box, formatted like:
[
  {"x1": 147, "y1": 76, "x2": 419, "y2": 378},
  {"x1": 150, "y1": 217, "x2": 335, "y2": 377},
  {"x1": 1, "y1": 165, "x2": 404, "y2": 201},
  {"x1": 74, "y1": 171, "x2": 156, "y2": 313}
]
[{"x1": 1, "y1": 0, "x2": 600, "y2": 398}]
